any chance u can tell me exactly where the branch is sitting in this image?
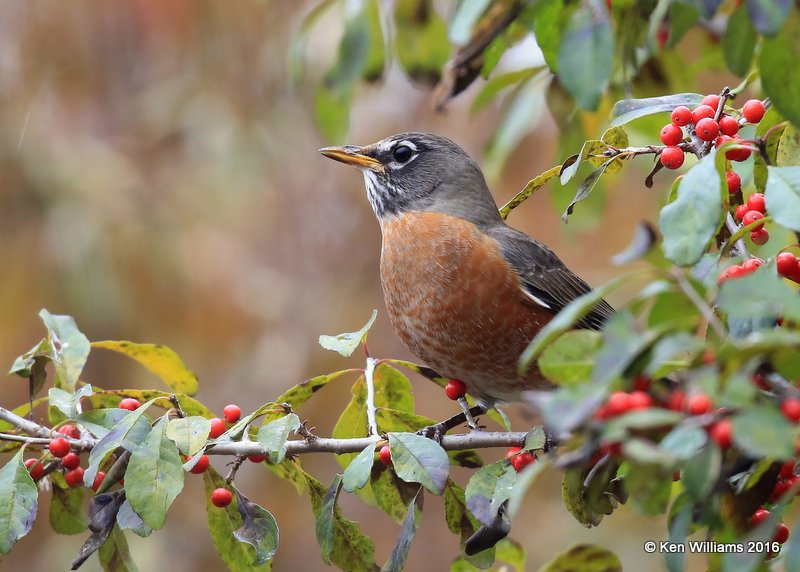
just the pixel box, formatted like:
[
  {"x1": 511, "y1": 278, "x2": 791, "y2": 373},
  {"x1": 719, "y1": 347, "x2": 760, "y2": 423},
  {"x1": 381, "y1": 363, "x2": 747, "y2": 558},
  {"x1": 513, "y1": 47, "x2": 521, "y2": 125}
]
[
  {"x1": 364, "y1": 357, "x2": 379, "y2": 437},
  {"x1": 0, "y1": 406, "x2": 55, "y2": 439}
]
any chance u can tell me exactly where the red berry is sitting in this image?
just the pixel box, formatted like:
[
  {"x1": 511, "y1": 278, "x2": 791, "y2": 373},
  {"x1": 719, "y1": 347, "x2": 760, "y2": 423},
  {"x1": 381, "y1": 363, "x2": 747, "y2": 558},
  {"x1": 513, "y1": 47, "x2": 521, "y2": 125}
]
[
  {"x1": 24, "y1": 458, "x2": 45, "y2": 481},
  {"x1": 719, "y1": 115, "x2": 739, "y2": 136},
  {"x1": 629, "y1": 391, "x2": 652, "y2": 410},
  {"x1": 671, "y1": 106, "x2": 692, "y2": 127},
  {"x1": 49, "y1": 437, "x2": 70, "y2": 458},
  {"x1": 734, "y1": 204, "x2": 748, "y2": 221},
  {"x1": 746, "y1": 193, "x2": 766, "y2": 213},
  {"x1": 742, "y1": 99, "x2": 766, "y2": 124},
  {"x1": 607, "y1": 391, "x2": 634, "y2": 416},
  {"x1": 688, "y1": 393, "x2": 713, "y2": 415},
  {"x1": 770, "y1": 477, "x2": 794, "y2": 501},
  {"x1": 248, "y1": 454, "x2": 267, "y2": 463},
  {"x1": 65, "y1": 467, "x2": 85, "y2": 487},
  {"x1": 660, "y1": 123, "x2": 683, "y2": 146},
  {"x1": 779, "y1": 460, "x2": 796, "y2": 480},
  {"x1": 57, "y1": 424, "x2": 81, "y2": 439},
  {"x1": 92, "y1": 471, "x2": 107, "y2": 492},
  {"x1": 444, "y1": 379, "x2": 467, "y2": 401},
  {"x1": 510, "y1": 451, "x2": 535, "y2": 472},
  {"x1": 728, "y1": 136, "x2": 752, "y2": 161},
  {"x1": 666, "y1": 390, "x2": 686, "y2": 411},
  {"x1": 776, "y1": 253, "x2": 798, "y2": 277},
  {"x1": 750, "y1": 228, "x2": 769, "y2": 245},
  {"x1": 633, "y1": 376, "x2": 651, "y2": 391},
  {"x1": 211, "y1": 487, "x2": 233, "y2": 508},
  {"x1": 223, "y1": 404, "x2": 241, "y2": 424},
  {"x1": 660, "y1": 146, "x2": 685, "y2": 169},
  {"x1": 708, "y1": 420, "x2": 733, "y2": 449},
  {"x1": 208, "y1": 417, "x2": 226, "y2": 439},
  {"x1": 752, "y1": 373, "x2": 770, "y2": 390},
  {"x1": 701, "y1": 94, "x2": 721, "y2": 110},
  {"x1": 742, "y1": 258, "x2": 762, "y2": 274},
  {"x1": 781, "y1": 398, "x2": 800, "y2": 423},
  {"x1": 379, "y1": 444, "x2": 392, "y2": 466},
  {"x1": 692, "y1": 104, "x2": 716, "y2": 124},
  {"x1": 695, "y1": 117, "x2": 720, "y2": 141},
  {"x1": 742, "y1": 210, "x2": 764, "y2": 230},
  {"x1": 715, "y1": 135, "x2": 733, "y2": 149},
  {"x1": 190, "y1": 454, "x2": 210, "y2": 474},
  {"x1": 773, "y1": 523, "x2": 790, "y2": 544},
  {"x1": 61, "y1": 452, "x2": 80, "y2": 470},
  {"x1": 505, "y1": 447, "x2": 522, "y2": 458},
  {"x1": 702, "y1": 350, "x2": 715, "y2": 365},
  {"x1": 599, "y1": 442, "x2": 622, "y2": 458},
  {"x1": 751, "y1": 508, "x2": 770, "y2": 526},
  {"x1": 726, "y1": 171, "x2": 741, "y2": 194},
  {"x1": 119, "y1": 398, "x2": 141, "y2": 411}
]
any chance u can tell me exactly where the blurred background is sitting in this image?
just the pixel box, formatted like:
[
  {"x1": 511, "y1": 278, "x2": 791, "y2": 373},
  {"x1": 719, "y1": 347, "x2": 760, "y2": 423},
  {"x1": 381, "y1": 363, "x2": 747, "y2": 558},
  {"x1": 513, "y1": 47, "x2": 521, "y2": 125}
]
[{"x1": 0, "y1": 1, "x2": 741, "y2": 570}]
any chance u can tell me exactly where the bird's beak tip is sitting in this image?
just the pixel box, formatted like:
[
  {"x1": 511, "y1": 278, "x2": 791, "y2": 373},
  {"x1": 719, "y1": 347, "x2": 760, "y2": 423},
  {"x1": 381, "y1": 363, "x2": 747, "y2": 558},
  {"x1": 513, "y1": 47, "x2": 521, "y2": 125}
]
[{"x1": 319, "y1": 145, "x2": 382, "y2": 170}]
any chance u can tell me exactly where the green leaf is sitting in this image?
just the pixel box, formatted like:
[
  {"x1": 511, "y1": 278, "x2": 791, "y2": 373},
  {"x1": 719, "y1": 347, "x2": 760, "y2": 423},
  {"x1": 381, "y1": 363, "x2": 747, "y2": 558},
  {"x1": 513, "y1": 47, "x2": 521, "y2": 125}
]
[
  {"x1": 371, "y1": 463, "x2": 423, "y2": 524},
  {"x1": 39, "y1": 309, "x2": 90, "y2": 391},
  {"x1": 682, "y1": 443, "x2": 721, "y2": 500},
  {"x1": 388, "y1": 432, "x2": 449, "y2": 495},
  {"x1": 272, "y1": 369, "x2": 356, "y2": 413},
  {"x1": 723, "y1": 5, "x2": 757, "y2": 76},
  {"x1": 495, "y1": 538, "x2": 526, "y2": 571},
  {"x1": 609, "y1": 93, "x2": 703, "y2": 127},
  {"x1": 166, "y1": 416, "x2": 211, "y2": 456},
  {"x1": 125, "y1": 417, "x2": 184, "y2": 530},
  {"x1": 562, "y1": 461, "x2": 618, "y2": 527},
  {"x1": 471, "y1": 67, "x2": 542, "y2": 115},
  {"x1": 659, "y1": 424, "x2": 708, "y2": 460},
  {"x1": 342, "y1": 443, "x2": 376, "y2": 493},
  {"x1": 746, "y1": 0, "x2": 791, "y2": 36},
  {"x1": 760, "y1": 13, "x2": 800, "y2": 129},
  {"x1": 718, "y1": 265, "x2": 800, "y2": 324},
  {"x1": 84, "y1": 402, "x2": 155, "y2": 486},
  {"x1": 0, "y1": 450, "x2": 38, "y2": 555},
  {"x1": 394, "y1": 0, "x2": 450, "y2": 84},
  {"x1": 659, "y1": 150, "x2": 724, "y2": 266},
  {"x1": 50, "y1": 473, "x2": 87, "y2": 535},
  {"x1": 507, "y1": 458, "x2": 547, "y2": 519},
  {"x1": 204, "y1": 468, "x2": 270, "y2": 572},
  {"x1": 777, "y1": 124, "x2": 800, "y2": 166},
  {"x1": 499, "y1": 165, "x2": 561, "y2": 219},
  {"x1": 256, "y1": 413, "x2": 301, "y2": 464},
  {"x1": 89, "y1": 389, "x2": 213, "y2": 419},
  {"x1": 233, "y1": 488, "x2": 279, "y2": 566},
  {"x1": 765, "y1": 165, "x2": 800, "y2": 231},
  {"x1": 561, "y1": 158, "x2": 617, "y2": 221},
  {"x1": 444, "y1": 480, "x2": 495, "y2": 569},
  {"x1": 559, "y1": 140, "x2": 607, "y2": 185},
  {"x1": 92, "y1": 340, "x2": 199, "y2": 395},
  {"x1": 519, "y1": 276, "x2": 626, "y2": 372},
  {"x1": 382, "y1": 489, "x2": 422, "y2": 572},
  {"x1": 315, "y1": 86, "x2": 351, "y2": 144},
  {"x1": 624, "y1": 462, "x2": 672, "y2": 514},
  {"x1": 48, "y1": 384, "x2": 93, "y2": 420},
  {"x1": 603, "y1": 409, "x2": 683, "y2": 443},
  {"x1": 557, "y1": 4, "x2": 613, "y2": 110},
  {"x1": 538, "y1": 330, "x2": 601, "y2": 386},
  {"x1": 116, "y1": 500, "x2": 152, "y2": 538},
  {"x1": 731, "y1": 406, "x2": 795, "y2": 459},
  {"x1": 465, "y1": 460, "x2": 515, "y2": 526},
  {"x1": 307, "y1": 472, "x2": 376, "y2": 571},
  {"x1": 533, "y1": 0, "x2": 566, "y2": 73},
  {"x1": 8, "y1": 338, "x2": 51, "y2": 396},
  {"x1": 319, "y1": 310, "x2": 377, "y2": 357},
  {"x1": 98, "y1": 525, "x2": 139, "y2": 572},
  {"x1": 539, "y1": 544, "x2": 621, "y2": 572},
  {"x1": 526, "y1": 384, "x2": 606, "y2": 436}
]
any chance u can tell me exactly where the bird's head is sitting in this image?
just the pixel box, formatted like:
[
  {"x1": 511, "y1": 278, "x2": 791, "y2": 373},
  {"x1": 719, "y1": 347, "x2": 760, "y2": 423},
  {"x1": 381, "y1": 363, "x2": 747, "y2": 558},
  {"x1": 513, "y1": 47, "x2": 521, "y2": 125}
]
[{"x1": 320, "y1": 132, "x2": 501, "y2": 225}]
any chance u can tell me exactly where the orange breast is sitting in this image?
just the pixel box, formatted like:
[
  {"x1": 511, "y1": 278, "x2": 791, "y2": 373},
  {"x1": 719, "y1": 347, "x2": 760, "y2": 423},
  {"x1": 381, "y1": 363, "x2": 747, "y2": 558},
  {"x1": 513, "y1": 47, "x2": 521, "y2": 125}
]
[{"x1": 379, "y1": 211, "x2": 554, "y2": 403}]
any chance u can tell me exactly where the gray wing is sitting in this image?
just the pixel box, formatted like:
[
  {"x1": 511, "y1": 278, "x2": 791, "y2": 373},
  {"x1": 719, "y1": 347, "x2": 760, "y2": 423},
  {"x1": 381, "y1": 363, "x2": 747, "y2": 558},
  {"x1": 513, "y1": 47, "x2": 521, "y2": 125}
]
[{"x1": 486, "y1": 224, "x2": 614, "y2": 330}]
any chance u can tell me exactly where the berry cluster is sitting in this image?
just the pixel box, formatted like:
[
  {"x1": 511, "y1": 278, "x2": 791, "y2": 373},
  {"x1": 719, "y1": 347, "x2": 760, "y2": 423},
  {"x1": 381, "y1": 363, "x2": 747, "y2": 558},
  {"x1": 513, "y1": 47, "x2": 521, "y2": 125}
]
[
  {"x1": 717, "y1": 256, "x2": 762, "y2": 284},
  {"x1": 505, "y1": 446, "x2": 535, "y2": 472},
  {"x1": 733, "y1": 192, "x2": 771, "y2": 245},
  {"x1": 659, "y1": 95, "x2": 765, "y2": 170}
]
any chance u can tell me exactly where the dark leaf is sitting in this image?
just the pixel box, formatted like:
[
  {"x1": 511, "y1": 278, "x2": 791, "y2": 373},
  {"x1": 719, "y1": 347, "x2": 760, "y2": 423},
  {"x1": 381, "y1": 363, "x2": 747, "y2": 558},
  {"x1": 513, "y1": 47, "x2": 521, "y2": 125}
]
[
  {"x1": 443, "y1": 480, "x2": 495, "y2": 568},
  {"x1": 464, "y1": 502, "x2": 510, "y2": 556},
  {"x1": 233, "y1": 488, "x2": 279, "y2": 566},
  {"x1": 731, "y1": 406, "x2": 795, "y2": 459},
  {"x1": 723, "y1": 5, "x2": 757, "y2": 76},
  {"x1": 71, "y1": 492, "x2": 126, "y2": 569},
  {"x1": 394, "y1": 0, "x2": 449, "y2": 85},
  {"x1": 97, "y1": 525, "x2": 139, "y2": 572},
  {"x1": 539, "y1": 544, "x2": 621, "y2": 572},
  {"x1": 562, "y1": 461, "x2": 618, "y2": 527},
  {"x1": 625, "y1": 462, "x2": 672, "y2": 514},
  {"x1": 682, "y1": 443, "x2": 721, "y2": 500},
  {"x1": 465, "y1": 461, "x2": 516, "y2": 527},
  {"x1": 317, "y1": 474, "x2": 343, "y2": 565}
]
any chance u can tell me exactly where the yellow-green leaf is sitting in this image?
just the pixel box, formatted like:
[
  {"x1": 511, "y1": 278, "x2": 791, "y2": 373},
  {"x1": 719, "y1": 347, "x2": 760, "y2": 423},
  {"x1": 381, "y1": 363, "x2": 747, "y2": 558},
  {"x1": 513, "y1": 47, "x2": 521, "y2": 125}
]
[{"x1": 92, "y1": 341, "x2": 199, "y2": 395}]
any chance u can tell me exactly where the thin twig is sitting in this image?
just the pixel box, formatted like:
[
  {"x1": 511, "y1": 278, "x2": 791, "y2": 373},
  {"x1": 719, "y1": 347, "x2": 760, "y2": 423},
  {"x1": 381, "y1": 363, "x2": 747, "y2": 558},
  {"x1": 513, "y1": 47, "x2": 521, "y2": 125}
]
[
  {"x1": 168, "y1": 395, "x2": 186, "y2": 418},
  {"x1": 225, "y1": 455, "x2": 246, "y2": 485},
  {"x1": 364, "y1": 357, "x2": 379, "y2": 437},
  {"x1": 724, "y1": 212, "x2": 748, "y2": 258},
  {"x1": 672, "y1": 270, "x2": 727, "y2": 339}
]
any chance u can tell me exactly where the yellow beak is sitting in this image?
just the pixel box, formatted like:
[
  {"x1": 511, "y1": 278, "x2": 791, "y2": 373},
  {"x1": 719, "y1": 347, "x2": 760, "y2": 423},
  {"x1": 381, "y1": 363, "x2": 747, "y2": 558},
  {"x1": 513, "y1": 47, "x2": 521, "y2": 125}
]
[{"x1": 319, "y1": 146, "x2": 383, "y2": 171}]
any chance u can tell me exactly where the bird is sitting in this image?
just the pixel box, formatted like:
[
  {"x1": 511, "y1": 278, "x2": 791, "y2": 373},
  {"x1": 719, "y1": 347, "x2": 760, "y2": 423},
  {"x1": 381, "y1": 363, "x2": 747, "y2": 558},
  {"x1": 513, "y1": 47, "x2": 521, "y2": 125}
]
[{"x1": 320, "y1": 133, "x2": 613, "y2": 418}]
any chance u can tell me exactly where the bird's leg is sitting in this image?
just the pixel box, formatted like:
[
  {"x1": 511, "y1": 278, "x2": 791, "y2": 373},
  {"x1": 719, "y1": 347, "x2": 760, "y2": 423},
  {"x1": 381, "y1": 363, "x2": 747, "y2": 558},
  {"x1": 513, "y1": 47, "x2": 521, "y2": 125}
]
[
  {"x1": 417, "y1": 404, "x2": 486, "y2": 441},
  {"x1": 457, "y1": 397, "x2": 481, "y2": 430}
]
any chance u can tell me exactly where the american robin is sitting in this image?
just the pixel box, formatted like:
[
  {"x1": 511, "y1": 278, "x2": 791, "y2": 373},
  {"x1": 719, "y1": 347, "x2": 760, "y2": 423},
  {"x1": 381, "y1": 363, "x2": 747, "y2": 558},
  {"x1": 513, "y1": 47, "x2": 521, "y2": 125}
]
[{"x1": 321, "y1": 133, "x2": 613, "y2": 419}]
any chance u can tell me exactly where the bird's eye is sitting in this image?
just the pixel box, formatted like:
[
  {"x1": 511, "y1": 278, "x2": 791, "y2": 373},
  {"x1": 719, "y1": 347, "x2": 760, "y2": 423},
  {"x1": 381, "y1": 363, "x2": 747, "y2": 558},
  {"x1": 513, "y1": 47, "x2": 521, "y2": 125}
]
[{"x1": 393, "y1": 145, "x2": 413, "y2": 163}]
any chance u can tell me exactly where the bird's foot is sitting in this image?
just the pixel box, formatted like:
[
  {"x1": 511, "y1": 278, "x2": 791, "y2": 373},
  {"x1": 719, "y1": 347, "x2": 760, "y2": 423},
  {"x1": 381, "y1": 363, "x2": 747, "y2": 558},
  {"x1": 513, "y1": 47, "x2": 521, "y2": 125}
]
[
  {"x1": 417, "y1": 404, "x2": 487, "y2": 442},
  {"x1": 457, "y1": 397, "x2": 481, "y2": 431}
]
